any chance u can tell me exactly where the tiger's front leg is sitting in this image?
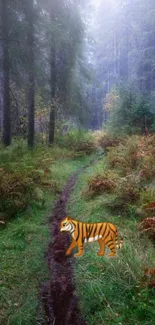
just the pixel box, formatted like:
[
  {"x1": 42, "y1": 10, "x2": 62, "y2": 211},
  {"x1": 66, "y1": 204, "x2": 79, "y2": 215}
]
[
  {"x1": 74, "y1": 241, "x2": 84, "y2": 257},
  {"x1": 66, "y1": 239, "x2": 77, "y2": 256}
]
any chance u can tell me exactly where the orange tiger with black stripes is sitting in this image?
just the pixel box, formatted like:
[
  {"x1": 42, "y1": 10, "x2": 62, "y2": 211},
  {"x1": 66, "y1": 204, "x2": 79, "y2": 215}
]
[{"x1": 60, "y1": 216, "x2": 123, "y2": 257}]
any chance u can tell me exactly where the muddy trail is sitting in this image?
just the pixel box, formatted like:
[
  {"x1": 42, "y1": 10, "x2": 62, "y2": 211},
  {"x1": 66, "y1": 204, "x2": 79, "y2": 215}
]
[{"x1": 40, "y1": 157, "x2": 101, "y2": 325}]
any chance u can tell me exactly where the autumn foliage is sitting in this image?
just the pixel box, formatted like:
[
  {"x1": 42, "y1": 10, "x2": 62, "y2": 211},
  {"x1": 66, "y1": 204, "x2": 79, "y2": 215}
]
[
  {"x1": 57, "y1": 130, "x2": 96, "y2": 156},
  {"x1": 97, "y1": 132, "x2": 121, "y2": 150},
  {"x1": 87, "y1": 133, "x2": 155, "y2": 216},
  {"x1": 0, "y1": 143, "x2": 70, "y2": 222},
  {"x1": 88, "y1": 172, "x2": 117, "y2": 195},
  {"x1": 139, "y1": 217, "x2": 155, "y2": 241}
]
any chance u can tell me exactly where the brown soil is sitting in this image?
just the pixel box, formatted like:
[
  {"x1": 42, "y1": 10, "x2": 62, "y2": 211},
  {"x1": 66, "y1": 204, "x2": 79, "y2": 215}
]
[{"x1": 41, "y1": 171, "x2": 88, "y2": 325}]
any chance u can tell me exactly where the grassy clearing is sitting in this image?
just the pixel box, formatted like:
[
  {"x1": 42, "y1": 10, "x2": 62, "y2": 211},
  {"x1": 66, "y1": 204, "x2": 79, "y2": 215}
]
[
  {"x1": 68, "y1": 156, "x2": 155, "y2": 325},
  {"x1": 0, "y1": 142, "x2": 91, "y2": 325}
]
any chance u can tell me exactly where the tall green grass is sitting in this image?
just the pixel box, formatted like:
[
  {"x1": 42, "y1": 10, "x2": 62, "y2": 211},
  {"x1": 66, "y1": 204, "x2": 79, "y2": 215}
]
[
  {"x1": 0, "y1": 201, "x2": 50, "y2": 325},
  {"x1": 68, "y1": 160, "x2": 155, "y2": 325},
  {"x1": 0, "y1": 143, "x2": 90, "y2": 325}
]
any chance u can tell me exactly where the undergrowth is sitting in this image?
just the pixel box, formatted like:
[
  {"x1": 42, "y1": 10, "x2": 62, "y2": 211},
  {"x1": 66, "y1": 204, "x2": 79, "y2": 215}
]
[
  {"x1": 0, "y1": 136, "x2": 94, "y2": 222},
  {"x1": 68, "y1": 134, "x2": 155, "y2": 325},
  {"x1": 1, "y1": 131, "x2": 155, "y2": 325},
  {"x1": 86, "y1": 134, "x2": 155, "y2": 218},
  {"x1": 0, "y1": 140, "x2": 91, "y2": 325},
  {"x1": 56, "y1": 129, "x2": 96, "y2": 156}
]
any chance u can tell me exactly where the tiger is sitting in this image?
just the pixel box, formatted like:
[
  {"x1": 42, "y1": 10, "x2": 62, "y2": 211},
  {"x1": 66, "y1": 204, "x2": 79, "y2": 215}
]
[{"x1": 60, "y1": 216, "x2": 123, "y2": 257}]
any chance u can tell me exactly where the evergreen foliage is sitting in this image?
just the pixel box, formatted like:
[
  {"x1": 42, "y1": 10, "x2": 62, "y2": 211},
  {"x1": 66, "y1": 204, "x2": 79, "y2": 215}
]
[{"x1": 106, "y1": 88, "x2": 154, "y2": 135}]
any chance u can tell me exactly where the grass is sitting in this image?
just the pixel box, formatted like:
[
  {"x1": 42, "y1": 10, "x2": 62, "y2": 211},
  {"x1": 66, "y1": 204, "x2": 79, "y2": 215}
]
[
  {"x1": 0, "y1": 201, "x2": 50, "y2": 325},
  {"x1": 0, "y1": 143, "x2": 91, "y2": 325},
  {"x1": 1, "y1": 132, "x2": 155, "y2": 325},
  {"x1": 0, "y1": 138, "x2": 94, "y2": 221},
  {"x1": 68, "y1": 158, "x2": 155, "y2": 325}
]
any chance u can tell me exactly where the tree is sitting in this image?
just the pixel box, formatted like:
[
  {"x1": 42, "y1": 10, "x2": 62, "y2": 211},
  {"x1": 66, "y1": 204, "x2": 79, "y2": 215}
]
[
  {"x1": 106, "y1": 87, "x2": 154, "y2": 135},
  {"x1": 0, "y1": 0, "x2": 88, "y2": 144},
  {"x1": 37, "y1": 0, "x2": 84, "y2": 141},
  {"x1": 85, "y1": 0, "x2": 155, "y2": 130},
  {"x1": 49, "y1": 45, "x2": 56, "y2": 144},
  {"x1": 24, "y1": 0, "x2": 35, "y2": 147},
  {"x1": 0, "y1": 0, "x2": 11, "y2": 146}
]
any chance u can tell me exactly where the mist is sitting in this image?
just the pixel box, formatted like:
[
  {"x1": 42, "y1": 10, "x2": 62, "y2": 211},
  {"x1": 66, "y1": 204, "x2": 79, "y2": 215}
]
[{"x1": 0, "y1": 1, "x2": 155, "y2": 325}]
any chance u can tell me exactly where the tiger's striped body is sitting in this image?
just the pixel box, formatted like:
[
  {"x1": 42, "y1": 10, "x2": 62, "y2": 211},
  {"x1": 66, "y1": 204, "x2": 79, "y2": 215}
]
[{"x1": 60, "y1": 217, "x2": 123, "y2": 257}]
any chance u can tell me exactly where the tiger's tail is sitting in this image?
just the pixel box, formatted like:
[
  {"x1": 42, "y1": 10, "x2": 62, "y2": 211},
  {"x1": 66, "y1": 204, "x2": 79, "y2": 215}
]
[{"x1": 115, "y1": 231, "x2": 123, "y2": 249}]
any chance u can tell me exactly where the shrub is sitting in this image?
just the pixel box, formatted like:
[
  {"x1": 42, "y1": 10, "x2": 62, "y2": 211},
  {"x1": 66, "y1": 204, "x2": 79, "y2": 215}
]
[
  {"x1": 87, "y1": 171, "x2": 118, "y2": 196},
  {"x1": 144, "y1": 202, "x2": 155, "y2": 211},
  {"x1": 139, "y1": 217, "x2": 155, "y2": 242},
  {"x1": 56, "y1": 129, "x2": 96, "y2": 155},
  {"x1": 107, "y1": 136, "x2": 141, "y2": 171},
  {"x1": 139, "y1": 189, "x2": 155, "y2": 210},
  {"x1": 107, "y1": 135, "x2": 155, "y2": 179},
  {"x1": 117, "y1": 176, "x2": 140, "y2": 203},
  {"x1": 0, "y1": 170, "x2": 41, "y2": 218},
  {"x1": 141, "y1": 268, "x2": 155, "y2": 289},
  {"x1": 97, "y1": 132, "x2": 121, "y2": 150},
  {"x1": 74, "y1": 141, "x2": 96, "y2": 156},
  {"x1": 103, "y1": 175, "x2": 141, "y2": 215},
  {"x1": 84, "y1": 133, "x2": 155, "y2": 217},
  {"x1": 0, "y1": 143, "x2": 70, "y2": 222},
  {"x1": 0, "y1": 167, "x2": 58, "y2": 221},
  {"x1": 99, "y1": 136, "x2": 120, "y2": 150},
  {"x1": 106, "y1": 87, "x2": 154, "y2": 135}
]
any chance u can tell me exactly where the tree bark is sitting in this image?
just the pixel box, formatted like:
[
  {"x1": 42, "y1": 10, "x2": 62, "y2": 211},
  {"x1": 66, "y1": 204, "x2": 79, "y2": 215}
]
[
  {"x1": 25, "y1": 0, "x2": 35, "y2": 148},
  {"x1": 0, "y1": 41, "x2": 3, "y2": 132},
  {"x1": 49, "y1": 46, "x2": 56, "y2": 145},
  {"x1": 0, "y1": 0, "x2": 11, "y2": 146}
]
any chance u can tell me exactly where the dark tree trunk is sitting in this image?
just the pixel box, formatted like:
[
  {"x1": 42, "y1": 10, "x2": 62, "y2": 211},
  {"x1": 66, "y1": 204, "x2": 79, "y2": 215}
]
[
  {"x1": 0, "y1": 0, "x2": 11, "y2": 146},
  {"x1": 0, "y1": 39, "x2": 3, "y2": 132},
  {"x1": 25, "y1": 0, "x2": 35, "y2": 148},
  {"x1": 49, "y1": 46, "x2": 56, "y2": 145}
]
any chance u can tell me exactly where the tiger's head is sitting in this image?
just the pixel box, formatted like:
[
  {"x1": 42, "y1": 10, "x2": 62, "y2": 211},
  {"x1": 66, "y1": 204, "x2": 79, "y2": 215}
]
[{"x1": 60, "y1": 216, "x2": 74, "y2": 233}]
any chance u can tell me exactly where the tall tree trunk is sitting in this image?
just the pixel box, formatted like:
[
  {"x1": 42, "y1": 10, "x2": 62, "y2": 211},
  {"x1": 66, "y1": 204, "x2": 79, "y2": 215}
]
[
  {"x1": 25, "y1": 0, "x2": 35, "y2": 147},
  {"x1": 0, "y1": 38, "x2": 3, "y2": 133},
  {"x1": 49, "y1": 46, "x2": 56, "y2": 145},
  {"x1": 0, "y1": 0, "x2": 11, "y2": 146}
]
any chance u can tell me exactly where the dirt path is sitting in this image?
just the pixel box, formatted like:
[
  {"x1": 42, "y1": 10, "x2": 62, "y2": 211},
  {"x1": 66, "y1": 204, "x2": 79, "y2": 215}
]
[{"x1": 41, "y1": 169, "x2": 88, "y2": 325}]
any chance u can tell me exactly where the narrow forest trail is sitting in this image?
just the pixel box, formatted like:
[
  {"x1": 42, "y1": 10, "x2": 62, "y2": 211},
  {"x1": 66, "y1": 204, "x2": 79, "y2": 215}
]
[{"x1": 40, "y1": 157, "x2": 101, "y2": 325}]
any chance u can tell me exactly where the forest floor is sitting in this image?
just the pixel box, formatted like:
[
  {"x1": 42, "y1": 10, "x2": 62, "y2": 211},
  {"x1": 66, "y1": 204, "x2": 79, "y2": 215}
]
[
  {"x1": 41, "y1": 139, "x2": 155, "y2": 325},
  {"x1": 0, "y1": 143, "x2": 92, "y2": 325},
  {"x1": 67, "y1": 146, "x2": 155, "y2": 325},
  {"x1": 41, "y1": 170, "x2": 87, "y2": 325},
  {"x1": 41, "y1": 155, "x2": 101, "y2": 325},
  {"x1": 1, "y1": 134, "x2": 155, "y2": 325}
]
